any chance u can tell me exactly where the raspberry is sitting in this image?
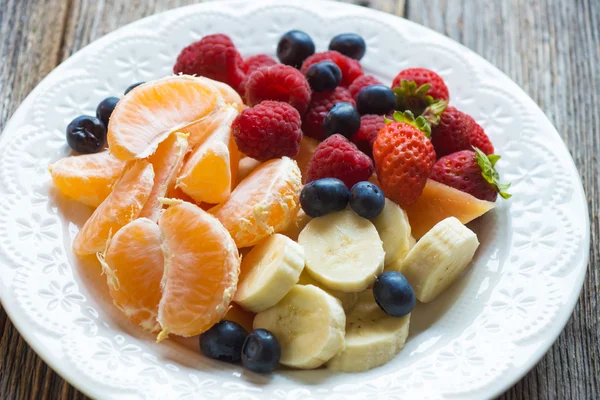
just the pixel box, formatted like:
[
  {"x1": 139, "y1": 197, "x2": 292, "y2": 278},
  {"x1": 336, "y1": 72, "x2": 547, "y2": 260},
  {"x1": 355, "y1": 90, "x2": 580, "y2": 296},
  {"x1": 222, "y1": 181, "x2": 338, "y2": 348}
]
[
  {"x1": 173, "y1": 34, "x2": 245, "y2": 92},
  {"x1": 302, "y1": 87, "x2": 355, "y2": 141},
  {"x1": 301, "y1": 51, "x2": 363, "y2": 87},
  {"x1": 348, "y1": 75, "x2": 382, "y2": 101},
  {"x1": 245, "y1": 65, "x2": 311, "y2": 115},
  {"x1": 373, "y1": 121, "x2": 436, "y2": 207},
  {"x1": 232, "y1": 101, "x2": 302, "y2": 161},
  {"x1": 351, "y1": 114, "x2": 386, "y2": 159},
  {"x1": 392, "y1": 68, "x2": 449, "y2": 102},
  {"x1": 243, "y1": 54, "x2": 278, "y2": 75},
  {"x1": 430, "y1": 106, "x2": 494, "y2": 157},
  {"x1": 306, "y1": 134, "x2": 374, "y2": 188}
]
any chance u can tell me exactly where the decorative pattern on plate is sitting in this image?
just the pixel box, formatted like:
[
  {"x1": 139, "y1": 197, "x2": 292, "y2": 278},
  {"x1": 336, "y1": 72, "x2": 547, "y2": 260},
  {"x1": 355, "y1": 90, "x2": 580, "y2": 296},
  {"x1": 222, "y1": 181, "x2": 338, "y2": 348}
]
[{"x1": 0, "y1": 1, "x2": 589, "y2": 400}]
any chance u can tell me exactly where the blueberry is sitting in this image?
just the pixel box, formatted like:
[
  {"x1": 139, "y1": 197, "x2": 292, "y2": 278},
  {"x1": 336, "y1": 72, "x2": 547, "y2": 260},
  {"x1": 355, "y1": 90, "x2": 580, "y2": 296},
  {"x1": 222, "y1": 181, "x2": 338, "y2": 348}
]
[
  {"x1": 277, "y1": 30, "x2": 315, "y2": 68},
  {"x1": 200, "y1": 320, "x2": 248, "y2": 363},
  {"x1": 124, "y1": 81, "x2": 144, "y2": 95},
  {"x1": 66, "y1": 115, "x2": 106, "y2": 154},
  {"x1": 349, "y1": 181, "x2": 385, "y2": 219},
  {"x1": 322, "y1": 102, "x2": 361, "y2": 139},
  {"x1": 356, "y1": 85, "x2": 395, "y2": 115},
  {"x1": 96, "y1": 97, "x2": 120, "y2": 128},
  {"x1": 305, "y1": 61, "x2": 342, "y2": 92},
  {"x1": 300, "y1": 178, "x2": 350, "y2": 217},
  {"x1": 329, "y1": 33, "x2": 366, "y2": 60},
  {"x1": 373, "y1": 271, "x2": 416, "y2": 317},
  {"x1": 241, "y1": 329, "x2": 281, "y2": 373}
]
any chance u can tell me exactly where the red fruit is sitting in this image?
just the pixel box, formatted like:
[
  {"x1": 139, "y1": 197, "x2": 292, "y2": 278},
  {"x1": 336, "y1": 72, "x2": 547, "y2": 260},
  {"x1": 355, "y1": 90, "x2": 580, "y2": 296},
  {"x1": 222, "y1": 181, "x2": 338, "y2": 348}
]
[
  {"x1": 301, "y1": 51, "x2": 363, "y2": 87},
  {"x1": 430, "y1": 148, "x2": 511, "y2": 201},
  {"x1": 431, "y1": 106, "x2": 494, "y2": 157},
  {"x1": 306, "y1": 134, "x2": 374, "y2": 188},
  {"x1": 173, "y1": 34, "x2": 245, "y2": 92},
  {"x1": 302, "y1": 87, "x2": 355, "y2": 141},
  {"x1": 348, "y1": 75, "x2": 382, "y2": 101},
  {"x1": 392, "y1": 68, "x2": 449, "y2": 101},
  {"x1": 245, "y1": 64, "x2": 312, "y2": 114},
  {"x1": 232, "y1": 101, "x2": 302, "y2": 161},
  {"x1": 373, "y1": 115, "x2": 436, "y2": 207},
  {"x1": 243, "y1": 54, "x2": 278, "y2": 75},
  {"x1": 351, "y1": 114, "x2": 386, "y2": 159}
]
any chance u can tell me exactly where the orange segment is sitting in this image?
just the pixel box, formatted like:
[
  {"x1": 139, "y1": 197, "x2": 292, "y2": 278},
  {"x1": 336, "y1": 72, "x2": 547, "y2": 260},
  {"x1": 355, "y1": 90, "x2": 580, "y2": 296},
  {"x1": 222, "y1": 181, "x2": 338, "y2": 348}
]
[
  {"x1": 224, "y1": 303, "x2": 255, "y2": 333},
  {"x1": 107, "y1": 75, "x2": 222, "y2": 160},
  {"x1": 139, "y1": 132, "x2": 189, "y2": 222},
  {"x1": 157, "y1": 201, "x2": 240, "y2": 340},
  {"x1": 405, "y1": 179, "x2": 496, "y2": 239},
  {"x1": 294, "y1": 136, "x2": 319, "y2": 182},
  {"x1": 73, "y1": 161, "x2": 154, "y2": 255},
  {"x1": 175, "y1": 105, "x2": 239, "y2": 204},
  {"x1": 48, "y1": 151, "x2": 126, "y2": 207},
  {"x1": 198, "y1": 76, "x2": 244, "y2": 110},
  {"x1": 210, "y1": 157, "x2": 302, "y2": 248},
  {"x1": 98, "y1": 218, "x2": 163, "y2": 332},
  {"x1": 236, "y1": 157, "x2": 262, "y2": 186}
]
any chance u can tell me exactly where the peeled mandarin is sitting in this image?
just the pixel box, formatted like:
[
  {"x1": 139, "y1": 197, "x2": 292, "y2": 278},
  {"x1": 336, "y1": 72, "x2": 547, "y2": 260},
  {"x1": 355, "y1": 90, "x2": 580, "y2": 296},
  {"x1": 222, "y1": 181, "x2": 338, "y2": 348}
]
[
  {"x1": 48, "y1": 151, "x2": 126, "y2": 207},
  {"x1": 107, "y1": 75, "x2": 222, "y2": 160},
  {"x1": 210, "y1": 157, "x2": 302, "y2": 248},
  {"x1": 294, "y1": 136, "x2": 319, "y2": 182},
  {"x1": 139, "y1": 132, "x2": 189, "y2": 222},
  {"x1": 73, "y1": 160, "x2": 155, "y2": 255},
  {"x1": 98, "y1": 218, "x2": 163, "y2": 332},
  {"x1": 236, "y1": 157, "x2": 262, "y2": 186},
  {"x1": 176, "y1": 105, "x2": 240, "y2": 204},
  {"x1": 157, "y1": 201, "x2": 240, "y2": 341}
]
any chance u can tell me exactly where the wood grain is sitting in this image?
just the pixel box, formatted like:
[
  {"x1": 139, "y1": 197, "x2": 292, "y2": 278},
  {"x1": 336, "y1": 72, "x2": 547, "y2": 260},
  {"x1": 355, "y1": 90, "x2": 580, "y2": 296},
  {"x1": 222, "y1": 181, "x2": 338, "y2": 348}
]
[{"x1": 0, "y1": 0, "x2": 598, "y2": 399}]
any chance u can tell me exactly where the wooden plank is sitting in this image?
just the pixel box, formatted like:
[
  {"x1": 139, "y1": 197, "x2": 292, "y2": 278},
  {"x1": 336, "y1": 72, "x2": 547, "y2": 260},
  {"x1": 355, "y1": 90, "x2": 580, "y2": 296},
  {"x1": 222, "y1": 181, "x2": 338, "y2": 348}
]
[{"x1": 0, "y1": 0, "x2": 597, "y2": 399}]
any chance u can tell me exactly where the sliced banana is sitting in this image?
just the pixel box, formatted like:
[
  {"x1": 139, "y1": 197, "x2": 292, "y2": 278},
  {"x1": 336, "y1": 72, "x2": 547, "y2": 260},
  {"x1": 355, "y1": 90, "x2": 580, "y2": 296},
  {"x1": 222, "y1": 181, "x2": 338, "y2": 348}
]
[
  {"x1": 327, "y1": 290, "x2": 410, "y2": 372},
  {"x1": 401, "y1": 217, "x2": 479, "y2": 303},
  {"x1": 297, "y1": 271, "x2": 358, "y2": 312},
  {"x1": 234, "y1": 234, "x2": 304, "y2": 313},
  {"x1": 371, "y1": 198, "x2": 415, "y2": 268},
  {"x1": 253, "y1": 284, "x2": 346, "y2": 369},
  {"x1": 280, "y1": 209, "x2": 312, "y2": 241},
  {"x1": 298, "y1": 210, "x2": 384, "y2": 293}
]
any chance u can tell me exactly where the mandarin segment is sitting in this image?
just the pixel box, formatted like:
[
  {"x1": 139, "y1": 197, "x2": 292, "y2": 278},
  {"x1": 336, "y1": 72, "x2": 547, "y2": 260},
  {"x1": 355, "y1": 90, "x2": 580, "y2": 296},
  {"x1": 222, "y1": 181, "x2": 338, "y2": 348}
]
[
  {"x1": 176, "y1": 105, "x2": 240, "y2": 204},
  {"x1": 98, "y1": 218, "x2": 163, "y2": 332},
  {"x1": 73, "y1": 160, "x2": 155, "y2": 255},
  {"x1": 236, "y1": 157, "x2": 262, "y2": 185},
  {"x1": 107, "y1": 75, "x2": 222, "y2": 160},
  {"x1": 294, "y1": 136, "x2": 319, "y2": 182},
  {"x1": 157, "y1": 201, "x2": 240, "y2": 341},
  {"x1": 48, "y1": 151, "x2": 126, "y2": 207},
  {"x1": 210, "y1": 157, "x2": 302, "y2": 248},
  {"x1": 140, "y1": 132, "x2": 189, "y2": 222}
]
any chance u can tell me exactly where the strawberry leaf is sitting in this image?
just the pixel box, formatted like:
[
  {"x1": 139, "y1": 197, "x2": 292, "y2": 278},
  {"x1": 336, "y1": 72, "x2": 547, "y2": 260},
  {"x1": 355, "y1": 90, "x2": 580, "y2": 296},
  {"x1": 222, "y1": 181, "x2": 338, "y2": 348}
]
[
  {"x1": 393, "y1": 80, "x2": 436, "y2": 116},
  {"x1": 420, "y1": 99, "x2": 448, "y2": 126},
  {"x1": 391, "y1": 110, "x2": 432, "y2": 138},
  {"x1": 474, "y1": 146, "x2": 512, "y2": 199}
]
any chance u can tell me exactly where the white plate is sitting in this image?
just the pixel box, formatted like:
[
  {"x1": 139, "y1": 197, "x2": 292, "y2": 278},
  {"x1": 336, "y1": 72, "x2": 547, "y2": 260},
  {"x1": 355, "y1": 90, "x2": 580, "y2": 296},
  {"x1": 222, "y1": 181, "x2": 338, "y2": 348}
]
[{"x1": 0, "y1": 1, "x2": 589, "y2": 399}]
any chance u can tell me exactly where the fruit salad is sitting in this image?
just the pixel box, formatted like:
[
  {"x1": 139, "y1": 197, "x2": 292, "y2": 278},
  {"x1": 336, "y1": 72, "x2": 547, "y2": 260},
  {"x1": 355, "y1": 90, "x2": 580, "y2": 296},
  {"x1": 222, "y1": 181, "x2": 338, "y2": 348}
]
[{"x1": 49, "y1": 29, "x2": 511, "y2": 374}]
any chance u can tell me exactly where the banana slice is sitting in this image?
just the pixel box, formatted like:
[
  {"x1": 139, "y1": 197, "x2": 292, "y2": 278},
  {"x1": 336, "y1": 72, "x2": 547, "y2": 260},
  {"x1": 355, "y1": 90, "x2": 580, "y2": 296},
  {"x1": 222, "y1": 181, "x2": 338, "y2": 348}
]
[
  {"x1": 401, "y1": 217, "x2": 479, "y2": 303},
  {"x1": 280, "y1": 209, "x2": 312, "y2": 241},
  {"x1": 371, "y1": 198, "x2": 415, "y2": 268},
  {"x1": 327, "y1": 290, "x2": 410, "y2": 372},
  {"x1": 297, "y1": 271, "x2": 358, "y2": 312},
  {"x1": 234, "y1": 234, "x2": 304, "y2": 313},
  {"x1": 253, "y1": 284, "x2": 346, "y2": 369},
  {"x1": 298, "y1": 210, "x2": 384, "y2": 293}
]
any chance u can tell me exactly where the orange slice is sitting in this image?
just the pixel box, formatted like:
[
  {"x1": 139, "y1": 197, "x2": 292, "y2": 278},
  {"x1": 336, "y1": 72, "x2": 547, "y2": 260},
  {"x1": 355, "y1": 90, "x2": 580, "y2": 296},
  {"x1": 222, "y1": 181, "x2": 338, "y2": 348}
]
[
  {"x1": 139, "y1": 132, "x2": 189, "y2": 222},
  {"x1": 236, "y1": 157, "x2": 262, "y2": 186},
  {"x1": 98, "y1": 218, "x2": 163, "y2": 332},
  {"x1": 157, "y1": 201, "x2": 240, "y2": 340},
  {"x1": 72, "y1": 161, "x2": 154, "y2": 255},
  {"x1": 294, "y1": 136, "x2": 319, "y2": 182},
  {"x1": 198, "y1": 76, "x2": 244, "y2": 110},
  {"x1": 48, "y1": 151, "x2": 126, "y2": 207},
  {"x1": 210, "y1": 157, "x2": 302, "y2": 248},
  {"x1": 107, "y1": 75, "x2": 222, "y2": 160},
  {"x1": 405, "y1": 179, "x2": 496, "y2": 239},
  {"x1": 224, "y1": 303, "x2": 255, "y2": 333},
  {"x1": 175, "y1": 105, "x2": 240, "y2": 204}
]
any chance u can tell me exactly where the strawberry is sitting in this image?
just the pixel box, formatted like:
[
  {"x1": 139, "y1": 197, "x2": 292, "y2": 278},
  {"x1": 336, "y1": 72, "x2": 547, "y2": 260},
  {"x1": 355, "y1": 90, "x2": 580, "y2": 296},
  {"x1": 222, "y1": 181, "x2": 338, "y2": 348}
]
[
  {"x1": 392, "y1": 68, "x2": 449, "y2": 116},
  {"x1": 373, "y1": 111, "x2": 436, "y2": 207},
  {"x1": 430, "y1": 148, "x2": 511, "y2": 201}
]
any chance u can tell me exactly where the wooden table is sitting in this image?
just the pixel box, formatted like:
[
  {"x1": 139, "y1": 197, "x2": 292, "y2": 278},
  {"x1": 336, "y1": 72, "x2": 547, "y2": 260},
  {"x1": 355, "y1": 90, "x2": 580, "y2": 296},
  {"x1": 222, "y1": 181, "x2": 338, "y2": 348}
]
[{"x1": 0, "y1": 0, "x2": 598, "y2": 398}]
